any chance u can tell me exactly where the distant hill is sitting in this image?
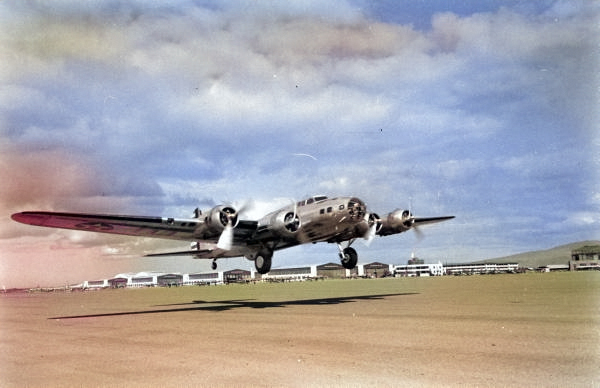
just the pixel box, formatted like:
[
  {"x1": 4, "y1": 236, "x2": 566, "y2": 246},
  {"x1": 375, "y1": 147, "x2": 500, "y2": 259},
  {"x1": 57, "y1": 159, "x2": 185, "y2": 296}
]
[{"x1": 476, "y1": 241, "x2": 600, "y2": 269}]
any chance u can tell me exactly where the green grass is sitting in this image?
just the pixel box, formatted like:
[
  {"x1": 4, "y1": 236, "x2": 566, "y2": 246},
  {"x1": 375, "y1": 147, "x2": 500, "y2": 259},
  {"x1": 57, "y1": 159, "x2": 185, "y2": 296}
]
[{"x1": 102, "y1": 271, "x2": 599, "y2": 310}]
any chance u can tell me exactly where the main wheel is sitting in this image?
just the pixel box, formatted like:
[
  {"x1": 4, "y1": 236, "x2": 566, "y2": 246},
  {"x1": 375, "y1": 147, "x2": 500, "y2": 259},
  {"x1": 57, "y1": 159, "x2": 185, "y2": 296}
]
[
  {"x1": 211, "y1": 260, "x2": 218, "y2": 270},
  {"x1": 255, "y1": 251, "x2": 273, "y2": 274},
  {"x1": 340, "y1": 247, "x2": 358, "y2": 269}
]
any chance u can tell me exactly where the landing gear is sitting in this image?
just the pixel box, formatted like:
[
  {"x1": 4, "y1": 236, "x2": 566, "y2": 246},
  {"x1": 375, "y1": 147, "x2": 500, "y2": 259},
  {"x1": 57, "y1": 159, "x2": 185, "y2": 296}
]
[
  {"x1": 339, "y1": 246, "x2": 358, "y2": 270},
  {"x1": 211, "y1": 259, "x2": 218, "y2": 271},
  {"x1": 254, "y1": 250, "x2": 273, "y2": 274}
]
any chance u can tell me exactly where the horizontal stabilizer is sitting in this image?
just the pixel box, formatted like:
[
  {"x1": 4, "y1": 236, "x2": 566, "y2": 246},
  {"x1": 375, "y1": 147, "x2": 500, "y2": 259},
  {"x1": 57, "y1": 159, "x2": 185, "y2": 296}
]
[
  {"x1": 145, "y1": 247, "x2": 242, "y2": 259},
  {"x1": 145, "y1": 250, "x2": 213, "y2": 258}
]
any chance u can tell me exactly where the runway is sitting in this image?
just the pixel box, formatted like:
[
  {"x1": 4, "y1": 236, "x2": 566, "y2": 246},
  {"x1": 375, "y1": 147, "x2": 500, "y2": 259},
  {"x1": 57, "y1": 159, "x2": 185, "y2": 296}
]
[{"x1": 1, "y1": 272, "x2": 598, "y2": 387}]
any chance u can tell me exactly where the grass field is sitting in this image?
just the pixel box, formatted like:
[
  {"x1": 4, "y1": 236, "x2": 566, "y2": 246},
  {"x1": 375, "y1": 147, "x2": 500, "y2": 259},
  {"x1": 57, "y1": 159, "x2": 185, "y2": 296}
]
[{"x1": 1, "y1": 272, "x2": 598, "y2": 387}]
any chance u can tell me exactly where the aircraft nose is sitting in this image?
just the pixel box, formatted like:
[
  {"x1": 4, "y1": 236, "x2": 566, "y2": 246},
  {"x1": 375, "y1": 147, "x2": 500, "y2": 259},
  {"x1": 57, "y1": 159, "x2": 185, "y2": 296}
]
[{"x1": 347, "y1": 197, "x2": 367, "y2": 220}]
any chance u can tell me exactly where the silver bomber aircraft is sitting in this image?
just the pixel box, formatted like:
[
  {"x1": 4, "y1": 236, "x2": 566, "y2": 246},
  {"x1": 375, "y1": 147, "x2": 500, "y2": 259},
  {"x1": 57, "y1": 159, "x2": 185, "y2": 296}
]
[{"x1": 11, "y1": 195, "x2": 454, "y2": 274}]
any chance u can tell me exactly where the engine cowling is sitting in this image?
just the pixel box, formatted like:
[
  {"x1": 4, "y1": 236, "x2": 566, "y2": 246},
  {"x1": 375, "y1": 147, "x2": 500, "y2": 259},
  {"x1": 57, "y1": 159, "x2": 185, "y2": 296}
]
[
  {"x1": 257, "y1": 209, "x2": 301, "y2": 239},
  {"x1": 206, "y1": 205, "x2": 239, "y2": 230},
  {"x1": 193, "y1": 205, "x2": 239, "y2": 239},
  {"x1": 274, "y1": 210, "x2": 301, "y2": 236},
  {"x1": 392, "y1": 209, "x2": 413, "y2": 227},
  {"x1": 377, "y1": 209, "x2": 414, "y2": 236}
]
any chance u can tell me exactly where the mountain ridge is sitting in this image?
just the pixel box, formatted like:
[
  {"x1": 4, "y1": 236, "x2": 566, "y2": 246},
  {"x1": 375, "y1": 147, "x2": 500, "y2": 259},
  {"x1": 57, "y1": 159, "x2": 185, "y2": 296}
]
[{"x1": 476, "y1": 240, "x2": 600, "y2": 268}]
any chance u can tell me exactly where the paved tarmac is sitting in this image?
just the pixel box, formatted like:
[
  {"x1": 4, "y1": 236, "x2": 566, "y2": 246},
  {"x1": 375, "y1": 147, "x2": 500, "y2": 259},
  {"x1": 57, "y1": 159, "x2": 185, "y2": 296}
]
[{"x1": 1, "y1": 272, "x2": 598, "y2": 387}]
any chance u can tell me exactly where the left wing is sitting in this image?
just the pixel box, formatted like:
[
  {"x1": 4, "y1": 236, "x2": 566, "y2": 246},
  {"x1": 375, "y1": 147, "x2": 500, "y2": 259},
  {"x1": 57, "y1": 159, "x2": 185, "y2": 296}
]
[
  {"x1": 11, "y1": 211, "x2": 258, "y2": 244},
  {"x1": 11, "y1": 211, "x2": 200, "y2": 240}
]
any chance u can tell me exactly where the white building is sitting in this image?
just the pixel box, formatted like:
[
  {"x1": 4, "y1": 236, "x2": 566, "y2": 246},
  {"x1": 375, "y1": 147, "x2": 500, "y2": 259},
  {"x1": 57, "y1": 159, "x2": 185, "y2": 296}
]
[
  {"x1": 82, "y1": 279, "x2": 109, "y2": 289},
  {"x1": 185, "y1": 272, "x2": 223, "y2": 285},
  {"x1": 391, "y1": 262, "x2": 444, "y2": 277},
  {"x1": 444, "y1": 263, "x2": 519, "y2": 275}
]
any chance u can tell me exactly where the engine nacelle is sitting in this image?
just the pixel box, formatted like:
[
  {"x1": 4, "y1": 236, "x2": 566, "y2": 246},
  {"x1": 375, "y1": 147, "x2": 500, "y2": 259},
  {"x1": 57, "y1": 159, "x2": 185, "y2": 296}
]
[
  {"x1": 206, "y1": 205, "x2": 238, "y2": 229},
  {"x1": 257, "y1": 209, "x2": 301, "y2": 239},
  {"x1": 377, "y1": 209, "x2": 413, "y2": 236},
  {"x1": 390, "y1": 209, "x2": 413, "y2": 226},
  {"x1": 194, "y1": 205, "x2": 239, "y2": 238},
  {"x1": 273, "y1": 210, "x2": 301, "y2": 236}
]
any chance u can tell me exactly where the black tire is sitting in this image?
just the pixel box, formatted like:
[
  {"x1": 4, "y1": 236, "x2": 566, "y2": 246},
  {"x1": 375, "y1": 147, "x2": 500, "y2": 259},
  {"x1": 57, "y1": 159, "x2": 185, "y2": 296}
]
[
  {"x1": 340, "y1": 247, "x2": 358, "y2": 269},
  {"x1": 255, "y1": 251, "x2": 273, "y2": 274},
  {"x1": 211, "y1": 260, "x2": 217, "y2": 270}
]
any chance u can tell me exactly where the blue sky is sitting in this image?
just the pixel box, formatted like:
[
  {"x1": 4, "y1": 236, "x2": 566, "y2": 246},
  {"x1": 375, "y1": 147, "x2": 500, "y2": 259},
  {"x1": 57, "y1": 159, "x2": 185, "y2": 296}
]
[{"x1": 1, "y1": 0, "x2": 598, "y2": 287}]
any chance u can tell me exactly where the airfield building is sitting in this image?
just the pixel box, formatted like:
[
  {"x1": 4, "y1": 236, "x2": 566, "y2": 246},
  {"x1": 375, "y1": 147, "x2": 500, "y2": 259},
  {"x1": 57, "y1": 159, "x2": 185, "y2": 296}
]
[
  {"x1": 444, "y1": 263, "x2": 519, "y2": 275},
  {"x1": 186, "y1": 272, "x2": 222, "y2": 286},
  {"x1": 391, "y1": 262, "x2": 444, "y2": 277},
  {"x1": 224, "y1": 269, "x2": 252, "y2": 283},
  {"x1": 317, "y1": 262, "x2": 348, "y2": 279},
  {"x1": 262, "y1": 266, "x2": 317, "y2": 281},
  {"x1": 82, "y1": 279, "x2": 109, "y2": 289},
  {"x1": 570, "y1": 245, "x2": 600, "y2": 271},
  {"x1": 80, "y1": 260, "x2": 527, "y2": 290},
  {"x1": 362, "y1": 262, "x2": 393, "y2": 277}
]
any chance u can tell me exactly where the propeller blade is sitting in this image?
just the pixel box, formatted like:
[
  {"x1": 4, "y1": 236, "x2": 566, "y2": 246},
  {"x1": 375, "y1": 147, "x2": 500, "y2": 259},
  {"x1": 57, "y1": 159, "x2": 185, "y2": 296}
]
[
  {"x1": 362, "y1": 223, "x2": 377, "y2": 246},
  {"x1": 235, "y1": 199, "x2": 255, "y2": 218},
  {"x1": 216, "y1": 222, "x2": 234, "y2": 250},
  {"x1": 413, "y1": 224, "x2": 425, "y2": 242}
]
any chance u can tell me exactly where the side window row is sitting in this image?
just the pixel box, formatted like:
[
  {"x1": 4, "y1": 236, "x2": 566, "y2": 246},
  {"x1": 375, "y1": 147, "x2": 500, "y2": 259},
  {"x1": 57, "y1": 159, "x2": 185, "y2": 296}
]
[{"x1": 319, "y1": 207, "x2": 335, "y2": 214}]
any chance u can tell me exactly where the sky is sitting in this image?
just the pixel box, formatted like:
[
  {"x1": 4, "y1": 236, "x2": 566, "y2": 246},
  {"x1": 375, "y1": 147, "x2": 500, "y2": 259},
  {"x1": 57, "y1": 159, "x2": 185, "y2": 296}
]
[{"x1": 1, "y1": 0, "x2": 598, "y2": 287}]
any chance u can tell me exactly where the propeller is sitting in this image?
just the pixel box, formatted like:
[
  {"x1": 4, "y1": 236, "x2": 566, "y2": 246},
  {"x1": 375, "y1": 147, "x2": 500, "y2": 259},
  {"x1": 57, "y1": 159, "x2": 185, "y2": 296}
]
[
  {"x1": 215, "y1": 206, "x2": 238, "y2": 250},
  {"x1": 362, "y1": 213, "x2": 381, "y2": 246},
  {"x1": 407, "y1": 197, "x2": 424, "y2": 241},
  {"x1": 217, "y1": 221, "x2": 234, "y2": 250},
  {"x1": 214, "y1": 200, "x2": 256, "y2": 250},
  {"x1": 413, "y1": 224, "x2": 425, "y2": 242},
  {"x1": 284, "y1": 200, "x2": 300, "y2": 232}
]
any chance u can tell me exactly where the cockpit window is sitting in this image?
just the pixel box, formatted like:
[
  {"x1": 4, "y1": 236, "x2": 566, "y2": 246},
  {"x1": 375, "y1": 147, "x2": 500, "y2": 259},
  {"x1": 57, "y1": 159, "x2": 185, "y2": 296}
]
[
  {"x1": 347, "y1": 198, "x2": 366, "y2": 219},
  {"x1": 300, "y1": 196, "x2": 328, "y2": 206}
]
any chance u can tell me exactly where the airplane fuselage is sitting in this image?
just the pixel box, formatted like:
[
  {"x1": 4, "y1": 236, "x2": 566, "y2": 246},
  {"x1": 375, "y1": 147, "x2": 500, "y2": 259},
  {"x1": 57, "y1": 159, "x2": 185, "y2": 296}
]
[{"x1": 255, "y1": 196, "x2": 370, "y2": 247}]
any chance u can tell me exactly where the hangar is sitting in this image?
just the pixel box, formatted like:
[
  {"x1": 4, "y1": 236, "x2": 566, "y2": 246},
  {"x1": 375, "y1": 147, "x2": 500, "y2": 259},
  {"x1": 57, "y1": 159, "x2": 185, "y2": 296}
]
[
  {"x1": 262, "y1": 266, "x2": 317, "y2": 281},
  {"x1": 317, "y1": 262, "x2": 347, "y2": 279},
  {"x1": 108, "y1": 277, "x2": 127, "y2": 288},
  {"x1": 157, "y1": 274, "x2": 183, "y2": 287},
  {"x1": 362, "y1": 262, "x2": 392, "y2": 278},
  {"x1": 224, "y1": 269, "x2": 252, "y2": 283}
]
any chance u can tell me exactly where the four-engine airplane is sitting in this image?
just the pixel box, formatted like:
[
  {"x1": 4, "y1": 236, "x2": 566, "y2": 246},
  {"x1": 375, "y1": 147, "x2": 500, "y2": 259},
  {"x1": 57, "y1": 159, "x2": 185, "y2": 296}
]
[{"x1": 11, "y1": 195, "x2": 454, "y2": 274}]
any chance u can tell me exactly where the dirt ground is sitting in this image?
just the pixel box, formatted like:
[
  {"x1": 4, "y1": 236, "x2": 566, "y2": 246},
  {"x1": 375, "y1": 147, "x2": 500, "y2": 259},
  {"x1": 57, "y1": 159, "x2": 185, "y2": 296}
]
[{"x1": 1, "y1": 272, "x2": 598, "y2": 387}]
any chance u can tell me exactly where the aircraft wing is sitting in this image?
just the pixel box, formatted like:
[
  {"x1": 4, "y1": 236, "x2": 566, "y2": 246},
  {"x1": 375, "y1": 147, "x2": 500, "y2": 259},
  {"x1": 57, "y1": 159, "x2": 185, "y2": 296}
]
[
  {"x1": 413, "y1": 216, "x2": 455, "y2": 226},
  {"x1": 11, "y1": 211, "x2": 201, "y2": 240},
  {"x1": 11, "y1": 211, "x2": 261, "y2": 244}
]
